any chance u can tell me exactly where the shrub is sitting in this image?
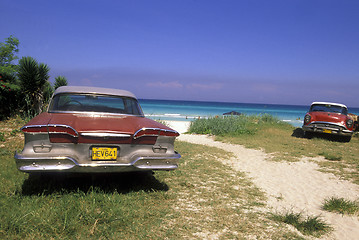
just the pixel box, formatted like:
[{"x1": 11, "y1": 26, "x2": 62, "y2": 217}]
[
  {"x1": 189, "y1": 115, "x2": 254, "y2": 136},
  {"x1": 271, "y1": 211, "x2": 330, "y2": 236},
  {"x1": 188, "y1": 114, "x2": 286, "y2": 136},
  {"x1": 323, "y1": 197, "x2": 359, "y2": 215}
]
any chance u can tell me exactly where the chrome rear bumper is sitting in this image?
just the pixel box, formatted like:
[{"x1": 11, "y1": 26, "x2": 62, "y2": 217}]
[{"x1": 14, "y1": 152, "x2": 181, "y2": 173}]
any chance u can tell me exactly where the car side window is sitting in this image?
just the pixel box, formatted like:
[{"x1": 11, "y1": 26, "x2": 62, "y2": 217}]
[{"x1": 124, "y1": 98, "x2": 142, "y2": 115}]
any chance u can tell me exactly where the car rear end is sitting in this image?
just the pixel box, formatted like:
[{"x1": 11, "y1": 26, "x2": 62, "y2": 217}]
[
  {"x1": 14, "y1": 86, "x2": 181, "y2": 173},
  {"x1": 15, "y1": 114, "x2": 180, "y2": 173}
]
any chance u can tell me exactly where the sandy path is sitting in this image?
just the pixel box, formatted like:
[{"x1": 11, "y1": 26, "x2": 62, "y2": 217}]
[{"x1": 178, "y1": 134, "x2": 359, "y2": 240}]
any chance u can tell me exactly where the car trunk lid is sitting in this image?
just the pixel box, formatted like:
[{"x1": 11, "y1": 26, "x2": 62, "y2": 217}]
[{"x1": 22, "y1": 113, "x2": 179, "y2": 144}]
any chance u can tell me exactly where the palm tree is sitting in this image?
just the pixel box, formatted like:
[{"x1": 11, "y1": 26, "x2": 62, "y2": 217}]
[
  {"x1": 54, "y1": 75, "x2": 68, "y2": 89},
  {"x1": 18, "y1": 56, "x2": 50, "y2": 116}
]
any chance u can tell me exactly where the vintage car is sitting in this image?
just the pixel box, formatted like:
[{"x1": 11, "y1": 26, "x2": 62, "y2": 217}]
[
  {"x1": 302, "y1": 102, "x2": 354, "y2": 141},
  {"x1": 14, "y1": 86, "x2": 181, "y2": 173}
]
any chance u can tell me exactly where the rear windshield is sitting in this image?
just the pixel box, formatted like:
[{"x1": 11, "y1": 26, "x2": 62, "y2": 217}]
[
  {"x1": 49, "y1": 93, "x2": 144, "y2": 116},
  {"x1": 310, "y1": 104, "x2": 347, "y2": 115}
]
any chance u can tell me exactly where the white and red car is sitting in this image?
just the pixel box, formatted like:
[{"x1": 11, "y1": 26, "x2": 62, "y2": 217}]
[
  {"x1": 302, "y1": 102, "x2": 354, "y2": 141},
  {"x1": 15, "y1": 86, "x2": 181, "y2": 173}
]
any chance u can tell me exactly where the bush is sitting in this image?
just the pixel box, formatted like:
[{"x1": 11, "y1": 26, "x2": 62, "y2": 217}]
[
  {"x1": 271, "y1": 211, "x2": 330, "y2": 237},
  {"x1": 0, "y1": 73, "x2": 21, "y2": 120},
  {"x1": 323, "y1": 197, "x2": 359, "y2": 215},
  {"x1": 189, "y1": 115, "x2": 254, "y2": 136},
  {"x1": 188, "y1": 114, "x2": 285, "y2": 136}
]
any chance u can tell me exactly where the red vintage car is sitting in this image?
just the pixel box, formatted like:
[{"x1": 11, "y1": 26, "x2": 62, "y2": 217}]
[
  {"x1": 302, "y1": 102, "x2": 354, "y2": 141},
  {"x1": 15, "y1": 86, "x2": 181, "y2": 173}
]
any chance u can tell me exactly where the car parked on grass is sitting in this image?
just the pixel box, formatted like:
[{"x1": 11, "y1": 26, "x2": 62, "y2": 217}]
[
  {"x1": 15, "y1": 86, "x2": 180, "y2": 173},
  {"x1": 302, "y1": 102, "x2": 354, "y2": 141}
]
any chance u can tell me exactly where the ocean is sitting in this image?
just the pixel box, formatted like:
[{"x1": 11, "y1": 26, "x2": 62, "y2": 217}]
[{"x1": 139, "y1": 99, "x2": 359, "y2": 128}]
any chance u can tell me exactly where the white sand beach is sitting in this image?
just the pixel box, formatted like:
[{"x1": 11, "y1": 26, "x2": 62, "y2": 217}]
[
  {"x1": 164, "y1": 120, "x2": 191, "y2": 134},
  {"x1": 168, "y1": 120, "x2": 359, "y2": 240}
]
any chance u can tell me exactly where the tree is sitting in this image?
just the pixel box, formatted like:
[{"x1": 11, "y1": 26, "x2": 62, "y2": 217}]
[
  {"x1": 0, "y1": 36, "x2": 20, "y2": 119},
  {"x1": 0, "y1": 35, "x2": 19, "y2": 78},
  {"x1": 18, "y1": 56, "x2": 50, "y2": 116},
  {"x1": 54, "y1": 75, "x2": 68, "y2": 89}
]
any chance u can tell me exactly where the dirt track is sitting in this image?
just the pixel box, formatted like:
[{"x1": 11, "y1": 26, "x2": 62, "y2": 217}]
[{"x1": 179, "y1": 134, "x2": 359, "y2": 240}]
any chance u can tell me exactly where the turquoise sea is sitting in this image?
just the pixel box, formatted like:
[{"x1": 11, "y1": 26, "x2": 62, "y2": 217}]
[{"x1": 139, "y1": 99, "x2": 359, "y2": 128}]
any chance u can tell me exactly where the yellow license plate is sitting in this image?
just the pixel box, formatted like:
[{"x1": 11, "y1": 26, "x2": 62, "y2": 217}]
[
  {"x1": 323, "y1": 129, "x2": 332, "y2": 134},
  {"x1": 92, "y1": 147, "x2": 117, "y2": 160}
]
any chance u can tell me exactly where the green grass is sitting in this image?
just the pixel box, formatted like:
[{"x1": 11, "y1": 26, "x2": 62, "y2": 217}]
[
  {"x1": 322, "y1": 197, "x2": 359, "y2": 215},
  {"x1": 271, "y1": 211, "x2": 330, "y2": 237},
  {"x1": 0, "y1": 132, "x2": 5, "y2": 141},
  {"x1": 189, "y1": 115, "x2": 359, "y2": 184},
  {"x1": 0, "y1": 117, "x2": 302, "y2": 239},
  {"x1": 318, "y1": 152, "x2": 342, "y2": 161},
  {"x1": 188, "y1": 114, "x2": 285, "y2": 136}
]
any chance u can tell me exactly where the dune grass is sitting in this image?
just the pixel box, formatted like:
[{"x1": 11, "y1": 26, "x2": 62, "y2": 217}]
[
  {"x1": 189, "y1": 115, "x2": 359, "y2": 184},
  {"x1": 0, "y1": 117, "x2": 303, "y2": 239},
  {"x1": 322, "y1": 197, "x2": 359, "y2": 215},
  {"x1": 188, "y1": 114, "x2": 284, "y2": 136},
  {"x1": 271, "y1": 211, "x2": 330, "y2": 237}
]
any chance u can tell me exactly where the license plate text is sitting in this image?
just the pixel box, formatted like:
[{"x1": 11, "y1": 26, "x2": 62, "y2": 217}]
[{"x1": 92, "y1": 147, "x2": 117, "y2": 160}]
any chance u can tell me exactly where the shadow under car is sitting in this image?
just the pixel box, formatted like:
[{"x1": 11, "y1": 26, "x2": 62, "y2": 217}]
[{"x1": 19, "y1": 171, "x2": 169, "y2": 196}]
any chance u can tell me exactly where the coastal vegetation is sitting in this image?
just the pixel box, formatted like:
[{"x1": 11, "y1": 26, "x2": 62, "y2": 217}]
[
  {"x1": 188, "y1": 114, "x2": 284, "y2": 136},
  {"x1": 0, "y1": 118, "x2": 303, "y2": 239},
  {"x1": 1, "y1": 35, "x2": 356, "y2": 239},
  {"x1": 0, "y1": 35, "x2": 68, "y2": 120},
  {"x1": 270, "y1": 211, "x2": 330, "y2": 237},
  {"x1": 189, "y1": 115, "x2": 359, "y2": 185},
  {"x1": 322, "y1": 197, "x2": 359, "y2": 215}
]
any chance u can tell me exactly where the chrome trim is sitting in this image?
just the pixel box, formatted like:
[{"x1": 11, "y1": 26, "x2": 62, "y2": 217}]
[
  {"x1": 132, "y1": 153, "x2": 181, "y2": 170},
  {"x1": 14, "y1": 153, "x2": 78, "y2": 171},
  {"x1": 78, "y1": 163, "x2": 132, "y2": 167},
  {"x1": 302, "y1": 121, "x2": 353, "y2": 136},
  {"x1": 308, "y1": 121, "x2": 348, "y2": 129},
  {"x1": 48, "y1": 124, "x2": 79, "y2": 137},
  {"x1": 21, "y1": 124, "x2": 79, "y2": 137},
  {"x1": 14, "y1": 151, "x2": 181, "y2": 172},
  {"x1": 133, "y1": 128, "x2": 179, "y2": 139},
  {"x1": 21, "y1": 125, "x2": 48, "y2": 134},
  {"x1": 81, "y1": 132, "x2": 131, "y2": 138}
]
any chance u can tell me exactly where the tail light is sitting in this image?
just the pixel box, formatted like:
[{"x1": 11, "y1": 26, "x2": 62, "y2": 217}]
[
  {"x1": 22, "y1": 124, "x2": 79, "y2": 143},
  {"x1": 134, "y1": 128, "x2": 179, "y2": 139},
  {"x1": 47, "y1": 125, "x2": 78, "y2": 137},
  {"x1": 133, "y1": 128, "x2": 161, "y2": 139},
  {"x1": 22, "y1": 125, "x2": 179, "y2": 144},
  {"x1": 133, "y1": 128, "x2": 179, "y2": 145},
  {"x1": 160, "y1": 130, "x2": 180, "y2": 137},
  {"x1": 21, "y1": 125, "x2": 48, "y2": 133},
  {"x1": 48, "y1": 124, "x2": 79, "y2": 143}
]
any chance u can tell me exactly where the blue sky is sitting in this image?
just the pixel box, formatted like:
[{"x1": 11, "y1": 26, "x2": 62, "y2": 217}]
[{"x1": 1, "y1": 0, "x2": 359, "y2": 106}]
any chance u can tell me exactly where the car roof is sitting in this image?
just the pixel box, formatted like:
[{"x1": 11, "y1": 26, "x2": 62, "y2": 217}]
[
  {"x1": 311, "y1": 102, "x2": 347, "y2": 109},
  {"x1": 54, "y1": 86, "x2": 137, "y2": 99}
]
